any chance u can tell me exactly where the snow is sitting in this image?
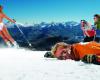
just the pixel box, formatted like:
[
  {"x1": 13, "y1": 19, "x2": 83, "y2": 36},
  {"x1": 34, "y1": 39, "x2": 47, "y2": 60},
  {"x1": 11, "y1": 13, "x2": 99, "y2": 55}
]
[{"x1": 0, "y1": 48, "x2": 100, "y2": 80}]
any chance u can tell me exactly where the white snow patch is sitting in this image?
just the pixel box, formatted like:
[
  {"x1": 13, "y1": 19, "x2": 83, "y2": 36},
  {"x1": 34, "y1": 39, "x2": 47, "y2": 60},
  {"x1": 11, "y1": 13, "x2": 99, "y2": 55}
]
[{"x1": 0, "y1": 48, "x2": 100, "y2": 80}]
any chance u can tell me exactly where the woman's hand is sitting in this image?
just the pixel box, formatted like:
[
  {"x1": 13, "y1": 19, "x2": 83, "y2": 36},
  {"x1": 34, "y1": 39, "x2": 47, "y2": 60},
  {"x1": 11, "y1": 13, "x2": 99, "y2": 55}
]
[
  {"x1": 12, "y1": 19, "x2": 16, "y2": 23},
  {"x1": 85, "y1": 31, "x2": 90, "y2": 37}
]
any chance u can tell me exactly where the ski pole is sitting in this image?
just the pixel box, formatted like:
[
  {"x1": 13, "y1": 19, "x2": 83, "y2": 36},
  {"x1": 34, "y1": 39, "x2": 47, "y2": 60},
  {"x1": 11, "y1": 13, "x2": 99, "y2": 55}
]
[{"x1": 15, "y1": 22, "x2": 32, "y2": 47}]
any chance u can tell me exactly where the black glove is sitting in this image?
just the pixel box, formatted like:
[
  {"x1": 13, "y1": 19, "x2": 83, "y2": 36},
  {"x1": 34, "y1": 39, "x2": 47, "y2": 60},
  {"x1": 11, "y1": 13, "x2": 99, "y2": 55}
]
[
  {"x1": 44, "y1": 52, "x2": 54, "y2": 58},
  {"x1": 81, "y1": 54, "x2": 98, "y2": 64}
]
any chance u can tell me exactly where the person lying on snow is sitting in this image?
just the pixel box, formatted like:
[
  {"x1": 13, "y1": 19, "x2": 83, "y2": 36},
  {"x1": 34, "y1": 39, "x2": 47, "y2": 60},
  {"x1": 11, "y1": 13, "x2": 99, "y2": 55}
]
[{"x1": 44, "y1": 41, "x2": 100, "y2": 64}]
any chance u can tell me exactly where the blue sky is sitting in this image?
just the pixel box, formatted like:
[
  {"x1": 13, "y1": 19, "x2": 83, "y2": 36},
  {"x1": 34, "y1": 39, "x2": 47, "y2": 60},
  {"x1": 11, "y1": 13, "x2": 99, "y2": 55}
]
[{"x1": 0, "y1": 0, "x2": 100, "y2": 24}]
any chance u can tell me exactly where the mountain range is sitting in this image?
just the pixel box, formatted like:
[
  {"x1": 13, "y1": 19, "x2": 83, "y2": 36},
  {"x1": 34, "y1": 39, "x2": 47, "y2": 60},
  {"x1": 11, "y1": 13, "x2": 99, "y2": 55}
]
[{"x1": 0, "y1": 21, "x2": 99, "y2": 50}]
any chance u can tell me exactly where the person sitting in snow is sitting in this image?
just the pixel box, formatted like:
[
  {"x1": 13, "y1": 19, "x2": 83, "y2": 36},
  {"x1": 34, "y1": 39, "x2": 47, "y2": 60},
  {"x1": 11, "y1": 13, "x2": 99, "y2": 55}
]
[
  {"x1": 44, "y1": 41, "x2": 100, "y2": 65},
  {"x1": 94, "y1": 14, "x2": 100, "y2": 30},
  {"x1": 94, "y1": 14, "x2": 100, "y2": 41},
  {"x1": 81, "y1": 20, "x2": 96, "y2": 42}
]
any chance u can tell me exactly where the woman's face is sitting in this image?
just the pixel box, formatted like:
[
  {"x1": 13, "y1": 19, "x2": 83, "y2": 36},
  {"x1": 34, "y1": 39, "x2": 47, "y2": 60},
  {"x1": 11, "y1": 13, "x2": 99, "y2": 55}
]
[
  {"x1": 94, "y1": 17, "x2": 98, "y2": 22},
  {"x1": 81, "y1": 21, "x2": 85, "y2": 26},
  {"x1": 58, "y1": 46, "x2": 71, "y2": 60}
]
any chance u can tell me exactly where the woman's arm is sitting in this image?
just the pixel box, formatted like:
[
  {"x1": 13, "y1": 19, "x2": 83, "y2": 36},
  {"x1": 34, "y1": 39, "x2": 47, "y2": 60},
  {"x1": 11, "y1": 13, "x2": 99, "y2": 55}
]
[
  {"x1": 2, "y1": 13, "x2": 16, "y2": 23},
  {"x1": 84, "y1": 30, "x2": 90, "y2": 37},
  {"x1": 81, "y1": 26, "x2": 90, "y2": 37}
]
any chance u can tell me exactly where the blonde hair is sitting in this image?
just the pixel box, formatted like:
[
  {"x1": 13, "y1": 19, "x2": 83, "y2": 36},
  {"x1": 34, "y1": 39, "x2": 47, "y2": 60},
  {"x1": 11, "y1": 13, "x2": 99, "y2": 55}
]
[{"x1": 51, "y1": 42, "x2": 70, "y2": 55}]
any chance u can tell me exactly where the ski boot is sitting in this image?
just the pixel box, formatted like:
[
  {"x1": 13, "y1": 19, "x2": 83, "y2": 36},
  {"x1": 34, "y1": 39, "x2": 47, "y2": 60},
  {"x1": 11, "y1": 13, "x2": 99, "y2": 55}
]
[
  {"x1": 12, "y1": 41, "x2": 19, "y2": 48},
  {"x1": 6, "y1": 41, "x2": 12, "y2": 48}
]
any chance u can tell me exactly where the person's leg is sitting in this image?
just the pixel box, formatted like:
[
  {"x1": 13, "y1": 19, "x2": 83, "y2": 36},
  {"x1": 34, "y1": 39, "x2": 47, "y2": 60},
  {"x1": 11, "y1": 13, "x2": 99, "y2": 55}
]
[
  {"x1": 0, "y1": 31, "x2": 12, "y2": 47},
  {"x1": 84, "y1": 36, "x2": 89, "y2": 42},
  {"x1": 86, "y1": 37, "x2": 94, "y2": 42},
  {"x1": 1, "y1": 26, "x2": 18, "y2": 47},
  {"x1": 96, "y1": 30, "x2": 100, "y2": 37},
  {"x1": 92, "y1": 36, "x2": 94, "y2": 41},
  {"x1": 89, "y1": 36, "x2": 94, "y2": 41},
  {"x1": 2, "y1": 26, "x2": 15, "y2": 43},
  {"x1": 0, "y1": 31, "x2": 8, "y2": 42},
  {"x1": 96, "y1": 30, "x2": 100, "y2": 42}
]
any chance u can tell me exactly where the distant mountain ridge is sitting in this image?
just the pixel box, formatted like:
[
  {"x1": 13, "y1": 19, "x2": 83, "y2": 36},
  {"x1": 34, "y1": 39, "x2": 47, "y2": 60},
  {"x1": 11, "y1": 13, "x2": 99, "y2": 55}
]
[{"x1": 0, "y1": 21, "x2": 99, "y2": 50}]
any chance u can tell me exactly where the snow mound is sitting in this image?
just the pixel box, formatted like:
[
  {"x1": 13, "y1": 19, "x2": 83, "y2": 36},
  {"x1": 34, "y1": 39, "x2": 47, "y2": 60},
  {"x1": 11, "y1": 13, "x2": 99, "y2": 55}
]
[{"x1": 0, "y1": 48, "x2": 100, "y2": 80}]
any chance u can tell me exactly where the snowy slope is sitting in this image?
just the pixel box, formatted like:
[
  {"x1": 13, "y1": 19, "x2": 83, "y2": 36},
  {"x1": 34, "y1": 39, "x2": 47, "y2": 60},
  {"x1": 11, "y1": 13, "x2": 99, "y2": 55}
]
[{"x1": 0, "y1": 48, "x2": 100, "y2": 80}]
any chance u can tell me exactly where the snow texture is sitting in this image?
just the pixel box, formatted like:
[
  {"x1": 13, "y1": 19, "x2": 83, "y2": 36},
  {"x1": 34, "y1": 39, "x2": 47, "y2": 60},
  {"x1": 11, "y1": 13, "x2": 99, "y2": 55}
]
[{"x1": 0, "y1": 48, "x2": 100, "y2": 80}]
